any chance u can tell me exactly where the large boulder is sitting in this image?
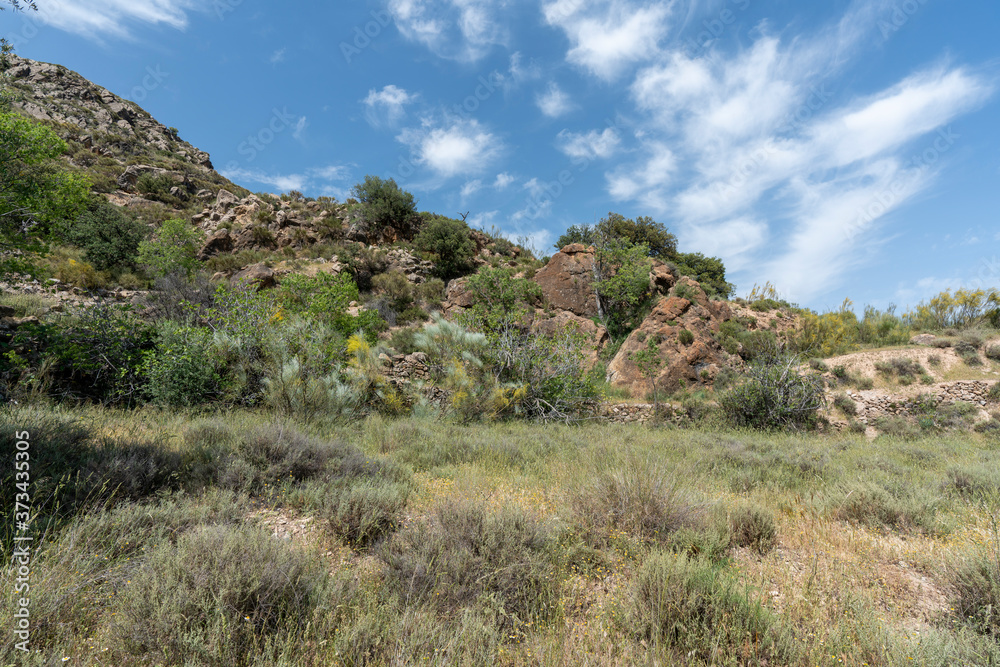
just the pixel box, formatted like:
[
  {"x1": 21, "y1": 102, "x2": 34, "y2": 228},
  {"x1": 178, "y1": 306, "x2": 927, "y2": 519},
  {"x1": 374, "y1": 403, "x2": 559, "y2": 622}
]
[
  {"x1": 606, "y1": 280, "x2": 733, "y2": 396},
  {"x1": 233, "y1": 263, "x2": 276, "y2": 290},
  {"x1": 198, "y1": 228, "x2": 233, "y2": 260},
  {"x1": 533, "y1": 244, "x2": 600, "y2": 317}
]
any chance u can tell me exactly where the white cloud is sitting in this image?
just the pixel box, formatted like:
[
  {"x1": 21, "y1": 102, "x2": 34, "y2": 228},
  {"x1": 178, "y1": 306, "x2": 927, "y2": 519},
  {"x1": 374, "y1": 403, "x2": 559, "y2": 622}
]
[
  {"x1": 397, "y1": 118, "x2": 504, "y2": 179},
  {"x1": 493, "y1": 172, "x2": 515, "y2": 190},
  {"x1": 556, "y1": 127, "x2": 620, "y2": 160},
  {"x1": 542, "y1": 0, "x2": 672, "y2": 80},
  {"x1": 602, "y1": 4, "x2": 994, "y2": 301},
  {"x1": 388, "y1": 0, "x2": 507, "y2": 62},
  {"x1": 269, "y1": 48, "x2": 287, "y2": 64},
  {"x1": 220, "y1": 165, "x2": 352, "y2": 197},
  {"x1": 29, "y1": 0, "x2": 198, "y2": 40},
  {"x1": 461, "y1": 179, "x2": 483, "y2": 198},
  {"x1": 536, "y1": 83, "x2": 574, "y2": 118},
  {"x1": 363, "y1": 85, "x2": 418, "y2": 128}
]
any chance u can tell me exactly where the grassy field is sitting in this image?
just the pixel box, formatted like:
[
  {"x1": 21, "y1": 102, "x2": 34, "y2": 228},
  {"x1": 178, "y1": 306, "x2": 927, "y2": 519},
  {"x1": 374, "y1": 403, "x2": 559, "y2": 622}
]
[{"x1": 2, "y1": 405, "x2": 1000, "y2": 666}]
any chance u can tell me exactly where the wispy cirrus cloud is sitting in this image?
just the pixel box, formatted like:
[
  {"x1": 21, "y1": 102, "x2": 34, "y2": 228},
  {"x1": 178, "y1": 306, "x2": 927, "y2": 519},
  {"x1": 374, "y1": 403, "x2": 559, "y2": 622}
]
[
  {"x1": 598, "y1": 1, "x2": 994, "y2": 302},
  {"x1": 29, "y1": 0, "x2": 198, "y2": 40},
  {"x1": 220, "y1": 164, "x2": 352, "y2": 197},
  {"x1": 388, "y1": 0, "x2": 508, "y2": 62}
]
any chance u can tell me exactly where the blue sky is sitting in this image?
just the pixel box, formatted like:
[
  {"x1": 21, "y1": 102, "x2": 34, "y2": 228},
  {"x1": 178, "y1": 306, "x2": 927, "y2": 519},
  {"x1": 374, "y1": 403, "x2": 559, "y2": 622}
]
[{"x1": 3, "y1": 0, "x2": 1000, "y2": 311}]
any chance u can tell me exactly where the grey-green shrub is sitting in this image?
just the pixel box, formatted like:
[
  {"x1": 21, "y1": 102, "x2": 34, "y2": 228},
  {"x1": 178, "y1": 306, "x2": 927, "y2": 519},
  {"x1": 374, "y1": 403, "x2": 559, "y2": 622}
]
[
  {"x1": 112, "y1": 523, "x2": 324, "y2": 665},
  {"x1": 720, "y1": 355, "x2": 825, "y2": 430}
]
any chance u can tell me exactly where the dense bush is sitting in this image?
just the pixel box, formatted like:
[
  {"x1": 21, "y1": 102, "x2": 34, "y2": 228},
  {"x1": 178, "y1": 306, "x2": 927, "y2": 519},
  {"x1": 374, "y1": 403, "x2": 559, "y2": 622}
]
[
  {"x1": 951, "y1": 549, "x2": 1000, "y2": 639},
  {"x1": 61, "y1": 198, "x2": 149, "y2": 272},
  {"x1": 673, "y1": 252, "x2": 734, "y2": 299},
  {"x1": 558, "y1": 213, "x2": 678, "y2": 260},
  {"x1": 137, "y1": 218, "x2": 204, "y2": 278},
  {"x1": 727, "y1": 504, "x2": 778, "y2": 554},
  {"x1": 413, "y1": 215, "x2": 476, "y2": 279},
  {"x1": 720, "y1": 354, "x2": 825, "y2": 430},
  {"x1": 141, "y1": 321, "x2": 220, "y2": 407},
  {"x1": 5, "y1": 303, "x2": 154, "y2": 404},
  {"x1": 350, "y1": 175, "x2": 420, "y2": 241},
  {"x1": 276, "y1": 271, "x2": 383, "y2": 343}
]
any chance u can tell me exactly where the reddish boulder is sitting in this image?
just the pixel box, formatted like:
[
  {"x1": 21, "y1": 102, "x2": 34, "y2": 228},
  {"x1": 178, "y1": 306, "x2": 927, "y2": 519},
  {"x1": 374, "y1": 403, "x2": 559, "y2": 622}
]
[{"x1": 534, "y1": 244, "x2": 600, "y2": 317}]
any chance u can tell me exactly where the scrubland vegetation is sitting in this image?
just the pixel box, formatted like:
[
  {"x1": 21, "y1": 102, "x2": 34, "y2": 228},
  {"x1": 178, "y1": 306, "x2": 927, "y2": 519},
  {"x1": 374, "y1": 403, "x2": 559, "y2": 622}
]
[{"x1": 4, "y1": 406, "x2": 1000, "y2": 665}]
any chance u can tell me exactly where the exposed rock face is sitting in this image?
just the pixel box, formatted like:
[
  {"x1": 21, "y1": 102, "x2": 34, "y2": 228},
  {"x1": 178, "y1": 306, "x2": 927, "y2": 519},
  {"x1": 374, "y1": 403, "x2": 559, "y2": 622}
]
[
  {"x1": 198, "y1": 228, "x2": 233, "y2": 260},
  {"x1": 5, "y1": 55, "x2": 214, "y2": 170},
  {"x1": 533, "y1": 244, "x2": 600, "y2": 317},
  {"x1": 606, "y1": 279, "x2": 734, "y2": 396}
]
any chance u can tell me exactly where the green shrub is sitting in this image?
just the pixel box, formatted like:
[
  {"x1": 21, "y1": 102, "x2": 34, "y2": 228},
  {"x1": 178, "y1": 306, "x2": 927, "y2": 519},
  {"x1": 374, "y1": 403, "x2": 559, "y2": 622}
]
[
  {"x1": 809, "y1": 358, "x2": 829, "y2": 372},
  {"x1": 720, "y1": 355, "x2": 825, "y2": 430},
  {"x1": 629, "y1": 552, "x2": 794, "y2": 663},
  {"x1": 673, "y1": 251, "x2": 734, "y2": 298},
  {"x1": 137, "y1": 218, "x2": 204, "y2": 278},
  {"x1": 371, "y1": 269, "x2": 414, "y2": 310},
  {"x1": 61, "y1": 198, "x2": 149, "y2": 272},
  {"x1": 112, "y1": 524, "x2": 324, "y2": 665},
  {"x1": 678, "y1": 328, "x2": 694, "y2": 345},
  {"x1": 277, "y1": 271, "x2": 383, "y2": 343},
  {"x1": 989, "y1": 384, "x2": 1000, "y2": 401},
  {"x1": 141, "y1": 321, "x2": 220, "y2": 407},
  {"x1": 875, "y1": 357, "x2": 925, "y2": 378},
  {"x1": 381, "y1": 501, "x2": 559, "y2": 635},
  {"x1": 417, "y1": 277, "x2": 445, "y2": 305},
  {"x1": 984, "y1": 345, "x2": 1000, "y2": 362},
  {"x1": 350, "y1": 175, "x2": 419, "y2": 241},
  {"x1": 322, "y1": 478, "x2": 411, "y2": 548},
  {"x1": 414, "y1": 216, "x2": 476, "y2": 279},
  {"x1": 834, "y1": 482, "x2": 941, "y2": 534}
]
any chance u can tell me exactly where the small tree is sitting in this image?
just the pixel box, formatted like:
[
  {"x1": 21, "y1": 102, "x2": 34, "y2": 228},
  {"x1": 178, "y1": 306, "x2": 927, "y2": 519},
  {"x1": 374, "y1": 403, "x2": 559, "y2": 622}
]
[
  {"x1": 137, "y1": 218, "x2": 204, "y2": 278},
  {"x1": 630, "y1": 337, "x2": 664, "y2": 413},
  {"x1": 594, "y1": 239, "x2": 652, "y2": 340},
  {"x1": 720, "y1": 354, "x2": 825, "y2": 430},
  {"x1": 413, "y1": 216, "x2": 476, "y2": 279},
  {"x1": 62, "y1": 198, "x2": 149, "y2": 272},
  {"x1": 673, "y1": 252, "x2": 734, "y2": 299},
  {"x1": 350, "y1": 175, "x2": 419, "y2": 241}
]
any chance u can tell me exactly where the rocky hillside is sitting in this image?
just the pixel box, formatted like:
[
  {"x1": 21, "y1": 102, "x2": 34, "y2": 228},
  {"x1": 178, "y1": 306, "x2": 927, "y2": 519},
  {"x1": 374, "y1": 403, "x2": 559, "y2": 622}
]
[
  {"x1": 3, "y1": 54, "x2": 756, "y2": 400},
  {"x1": 3, "y1": 54, "x2": 239, "y2": 198}
]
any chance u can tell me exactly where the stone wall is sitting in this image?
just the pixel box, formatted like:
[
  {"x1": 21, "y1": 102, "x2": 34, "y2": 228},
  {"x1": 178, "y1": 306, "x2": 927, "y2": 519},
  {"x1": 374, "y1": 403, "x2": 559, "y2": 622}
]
[{"x1": 838, "y1": 380, "x2": 997, "y2": 424}]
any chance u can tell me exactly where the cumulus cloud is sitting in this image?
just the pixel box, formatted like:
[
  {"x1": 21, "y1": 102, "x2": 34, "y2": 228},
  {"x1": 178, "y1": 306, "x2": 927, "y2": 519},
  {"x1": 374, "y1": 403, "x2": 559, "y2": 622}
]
[
  {"x1": 396, "y1": 118, "x2": 504, "y2": 179},
  {"x1": 542, "y1": 0, "x2": 672, "y2": 80},
  {"x1": 493, "y1": 172, "x2": 515, "y2": 190},
  {"x1": 556, "y1": 127, "x2": 620, "y2": 160},
  {"x1": 363, "y1": 85, "x2": 418, "y2": 128}
]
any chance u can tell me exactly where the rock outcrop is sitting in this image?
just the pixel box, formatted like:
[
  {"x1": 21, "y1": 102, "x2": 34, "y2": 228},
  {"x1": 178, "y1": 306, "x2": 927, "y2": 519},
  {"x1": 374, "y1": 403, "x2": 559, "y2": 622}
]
[
  {"x1": 606, "y1": 278, "x2": 734, "y2": 396},
  {"x1": 533, "y1": 244, "x2": 600, "y2": 317}
]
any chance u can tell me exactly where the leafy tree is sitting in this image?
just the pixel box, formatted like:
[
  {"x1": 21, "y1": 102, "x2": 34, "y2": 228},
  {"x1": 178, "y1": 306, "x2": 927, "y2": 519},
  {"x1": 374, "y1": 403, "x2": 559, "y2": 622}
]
[
  {"x1": 594, "y1": 239, "x2": 653, "y2": 340},
  {"x1": 350, "y1": 175, "x2": 419, "y2": 240},
  {"x1": 137, "y1": 218, "x2": 204, "y2": 278},
  {"x1": 555, "y1": 224, "x2": 597, "y2": 250},
  {"x1": 555, "y1": 214, "x2": 677, "y2": 260},
  {"x1": 62, "y1": 198, "x2": 149, "y2": 272},
  {"x1": 457, "y1": 266, "x2": 541, "y2": 344},
  {"x1": 598, "y1": 213, "x2": 677, "y2": 259},
  {"x1": 673, "y1": 252, "x2": 734, "y2": 299},
  {"x1": 413, "y1": 216, "x2": 476, "y2": 279},
  {"x1": 0, "y1": 111, "x2": 90, "y2": 271}
]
